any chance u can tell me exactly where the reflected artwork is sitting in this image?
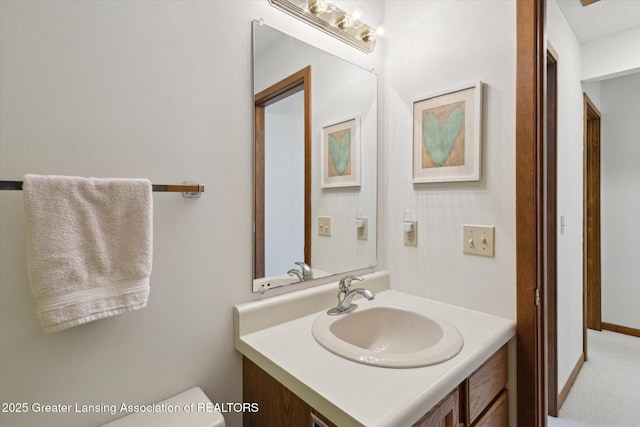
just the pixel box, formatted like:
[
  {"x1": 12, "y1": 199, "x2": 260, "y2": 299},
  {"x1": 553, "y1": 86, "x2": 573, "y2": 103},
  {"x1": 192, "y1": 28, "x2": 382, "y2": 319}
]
[
  {"x1": 328, "y1": 128, "x2": 352, "y2": 176},
  {"x1": 322, "y1": 117, "x2": 360, "y2": 188}
]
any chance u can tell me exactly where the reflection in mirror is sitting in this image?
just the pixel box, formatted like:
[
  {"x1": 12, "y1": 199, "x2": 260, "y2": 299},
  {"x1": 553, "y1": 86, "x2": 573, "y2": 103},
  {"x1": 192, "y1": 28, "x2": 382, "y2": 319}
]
[
  {"x1": 254, "y1": 67, "x2": 311, "y2": 279},
  {"x1": 252, "y1": 22, "x2": 377, "y2": 292}
]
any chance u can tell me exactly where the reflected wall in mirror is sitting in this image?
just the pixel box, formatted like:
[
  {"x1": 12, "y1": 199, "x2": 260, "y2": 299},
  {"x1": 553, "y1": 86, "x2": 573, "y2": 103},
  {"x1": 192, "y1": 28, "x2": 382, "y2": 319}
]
[{"x1": 252, "y1": 22, "x2": 377, "y2": 292}]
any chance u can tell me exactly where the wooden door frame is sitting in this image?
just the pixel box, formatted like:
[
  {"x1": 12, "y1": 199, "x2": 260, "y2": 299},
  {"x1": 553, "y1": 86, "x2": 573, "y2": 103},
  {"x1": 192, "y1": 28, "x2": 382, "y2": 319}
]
[
  {"x1": 516, "y1": 0, "x2": 546, "y2": 425},
  {"x1": 254, "y1": 66, "x2": 312, "y2": 279},
  {"x1": 583, "y1": 93, "x2": 602, "y2": 335}
]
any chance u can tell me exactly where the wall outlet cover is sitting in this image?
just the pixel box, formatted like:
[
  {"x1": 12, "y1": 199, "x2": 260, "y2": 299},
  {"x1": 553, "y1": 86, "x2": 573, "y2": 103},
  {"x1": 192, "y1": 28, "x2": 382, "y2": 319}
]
[{"x1": 404, "y1": 220, "x2": 418, "y2": 246}]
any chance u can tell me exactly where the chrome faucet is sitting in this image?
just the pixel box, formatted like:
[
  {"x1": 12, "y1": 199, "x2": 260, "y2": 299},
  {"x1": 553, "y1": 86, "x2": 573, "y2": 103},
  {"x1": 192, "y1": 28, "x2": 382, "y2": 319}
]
[
  {"x1": 327, "y1": 275, "x2": 375, "y2": 315},
  {"x1": 287, "y1": 261, "x2": 313, "y2": 281},
  {"x1": 287, "y1": 269, "x2": 303, "y2": 281}
]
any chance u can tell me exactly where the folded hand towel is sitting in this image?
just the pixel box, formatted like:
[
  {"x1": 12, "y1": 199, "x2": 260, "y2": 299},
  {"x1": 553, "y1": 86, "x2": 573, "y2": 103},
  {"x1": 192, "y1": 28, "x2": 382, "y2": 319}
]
[{"x1": 22, "y1": 174, "x2": 153, "y2": 332}]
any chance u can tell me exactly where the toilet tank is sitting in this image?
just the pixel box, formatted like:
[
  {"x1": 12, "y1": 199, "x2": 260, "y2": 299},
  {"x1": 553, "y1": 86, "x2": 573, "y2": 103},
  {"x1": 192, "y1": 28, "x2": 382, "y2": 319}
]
[{"x1": 100, "y1": 387, "x2": 225, "y2": 427}]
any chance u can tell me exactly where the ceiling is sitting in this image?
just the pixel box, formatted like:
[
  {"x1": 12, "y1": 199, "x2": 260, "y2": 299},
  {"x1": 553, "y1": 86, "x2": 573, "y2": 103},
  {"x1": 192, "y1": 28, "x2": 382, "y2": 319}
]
[{"x1": 556, "y1": 0, "x2": 640, "y2": 43}]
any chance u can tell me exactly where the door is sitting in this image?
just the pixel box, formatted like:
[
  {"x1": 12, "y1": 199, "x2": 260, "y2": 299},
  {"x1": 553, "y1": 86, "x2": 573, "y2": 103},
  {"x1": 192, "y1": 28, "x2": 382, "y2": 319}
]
[
  {"x1": 546, "y1": 47, "x2": 559, "y2": 417},
  {"x1": 584, "y1": 94, "x2": 602, "y2": 333}
]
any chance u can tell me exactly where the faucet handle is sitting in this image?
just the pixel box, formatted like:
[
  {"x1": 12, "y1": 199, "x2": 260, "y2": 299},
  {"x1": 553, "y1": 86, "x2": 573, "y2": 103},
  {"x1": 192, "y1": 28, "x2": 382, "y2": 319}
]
[
  {"x1": 295, "y1": 261, "x2": 310, "y2": 270},
  {"x1": 339, "y1": 275, "x2": 364, "y2": 292}
]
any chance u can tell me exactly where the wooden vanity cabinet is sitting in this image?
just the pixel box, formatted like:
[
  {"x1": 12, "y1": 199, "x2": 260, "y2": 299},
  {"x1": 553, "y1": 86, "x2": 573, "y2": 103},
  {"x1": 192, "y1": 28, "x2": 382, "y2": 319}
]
[
  {"x1": 243, "y1": 357, "x2": 337, "y2": 427},
  {"x1": 411, "y1": 387, "x2": 460, "y2": 427},
  {"x1": 463, "y1": 345, "x2": 508, "y2": 426},
  {"x1": 243, "y1": 345, "x2": 507, "y2": 427},
  {"x1": 411, "y1": 345, "x2": 508, "y2": 427}
]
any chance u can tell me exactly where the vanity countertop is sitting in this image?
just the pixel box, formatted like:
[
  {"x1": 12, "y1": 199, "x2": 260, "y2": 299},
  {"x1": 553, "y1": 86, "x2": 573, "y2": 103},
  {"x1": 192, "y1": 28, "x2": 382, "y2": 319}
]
[{"x1": 234, "y1": 271, "x2": 516, "y2": 427}]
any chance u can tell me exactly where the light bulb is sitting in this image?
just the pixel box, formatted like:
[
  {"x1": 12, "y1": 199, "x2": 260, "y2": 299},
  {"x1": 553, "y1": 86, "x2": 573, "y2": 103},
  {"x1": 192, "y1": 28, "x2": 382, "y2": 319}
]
[
  {"x1": 351, "y1": 5, "x2": 364, "y2": 22},
  {"x1": 309, "y1": 0, "x2": 328, "y2": 15},
  {"x1": 336, "y1": 14, "x2": 354, "y2": 29},
  {"x1": 360, "y1": 29, "x2": 376, "y2": 43}
]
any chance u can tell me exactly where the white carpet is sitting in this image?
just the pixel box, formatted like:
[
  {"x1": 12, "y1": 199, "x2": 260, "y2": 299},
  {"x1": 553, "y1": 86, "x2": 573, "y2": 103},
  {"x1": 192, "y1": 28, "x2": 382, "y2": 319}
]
[{"x1": 548, "y1": 329, "x2": 640, "y2": 427}]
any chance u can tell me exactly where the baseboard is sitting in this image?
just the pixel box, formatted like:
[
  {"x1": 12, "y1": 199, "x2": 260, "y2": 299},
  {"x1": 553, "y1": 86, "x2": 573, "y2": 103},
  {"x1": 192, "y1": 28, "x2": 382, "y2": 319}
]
[
  {"x1": 601, "y1": 322, "x2": 640, "y2": 338},
  {"x1": 557, "y1": 352, "x2": 585, "y2": 411}
]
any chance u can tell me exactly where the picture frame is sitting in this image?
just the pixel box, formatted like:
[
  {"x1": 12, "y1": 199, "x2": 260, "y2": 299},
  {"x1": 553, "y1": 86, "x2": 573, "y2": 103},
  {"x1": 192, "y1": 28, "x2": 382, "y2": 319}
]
[
  {"x1": 321, "y1": 116, "x2": 361, "y2": 188},
  {"x1": 413, "y1": 82, "x2": 482, "y2": 183}
]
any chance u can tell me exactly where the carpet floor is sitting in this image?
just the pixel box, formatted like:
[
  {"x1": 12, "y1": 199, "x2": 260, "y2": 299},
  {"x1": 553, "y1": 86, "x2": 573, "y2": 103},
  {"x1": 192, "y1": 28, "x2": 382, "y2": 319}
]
[{"x1": 548, "y1": 329, "x2": 640, "y2": 427}]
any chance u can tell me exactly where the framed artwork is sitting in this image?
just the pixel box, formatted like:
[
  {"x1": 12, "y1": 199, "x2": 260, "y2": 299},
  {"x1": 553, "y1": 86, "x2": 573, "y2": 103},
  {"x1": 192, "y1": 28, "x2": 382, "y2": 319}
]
[
  {"x1": 413, "y1": 82, "x2": 482, "y2": 183},
  {"x1": 321, "y1": 116, "x2": 361, "y2": 188}
]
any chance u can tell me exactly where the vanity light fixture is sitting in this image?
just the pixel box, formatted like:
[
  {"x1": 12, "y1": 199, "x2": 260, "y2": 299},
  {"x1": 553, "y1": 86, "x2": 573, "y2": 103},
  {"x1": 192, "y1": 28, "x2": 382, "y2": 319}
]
[{"x1": 267, "y1": 0, "x2": 380, "y2": 53}]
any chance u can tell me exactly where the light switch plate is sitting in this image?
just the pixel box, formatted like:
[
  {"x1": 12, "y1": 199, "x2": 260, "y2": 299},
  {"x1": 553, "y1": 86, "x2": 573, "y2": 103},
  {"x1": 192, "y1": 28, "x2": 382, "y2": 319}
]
[
  {"x1": 463, "y1": 225, "x2": 495, "y2": 257},
  {"x1": 318, "y1": 216, "x2": 332, "y2": 237},
  {"x1": 356, "y1": 217, "x2": 368, "y2": 241}
]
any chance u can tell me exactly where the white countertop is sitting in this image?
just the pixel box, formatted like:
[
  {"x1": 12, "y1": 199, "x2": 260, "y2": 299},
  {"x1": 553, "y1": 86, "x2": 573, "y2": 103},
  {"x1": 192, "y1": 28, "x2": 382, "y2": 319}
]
[{"x1": 234, "y1": 271, "x2": 516, "y2": 427}]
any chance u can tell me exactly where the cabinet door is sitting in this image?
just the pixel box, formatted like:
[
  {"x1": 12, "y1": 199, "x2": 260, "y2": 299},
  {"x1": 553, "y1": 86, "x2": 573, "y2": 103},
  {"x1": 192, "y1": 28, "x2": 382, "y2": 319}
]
[
  {"x1": 243, "y1": 357, "x2": 311, "y2": 426},
  {"x1": 243, "y1": 357, "x2": 338, "y2": 427},
  {"x1": 412, "y1": 387, "x2": 459, "y2": 427},
  {"x1": 471, "y1": 390, "x2": 508, "y2": 427},
  {"x1": 468, "y1": 346, "x2": 508, "y2": 424}
]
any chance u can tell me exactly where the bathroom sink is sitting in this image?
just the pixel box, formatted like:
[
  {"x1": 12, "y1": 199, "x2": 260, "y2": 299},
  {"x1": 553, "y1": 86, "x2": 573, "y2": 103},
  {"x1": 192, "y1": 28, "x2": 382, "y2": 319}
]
[{"x1": 312, "y1": 304, "x2": 463, "y2": 368}]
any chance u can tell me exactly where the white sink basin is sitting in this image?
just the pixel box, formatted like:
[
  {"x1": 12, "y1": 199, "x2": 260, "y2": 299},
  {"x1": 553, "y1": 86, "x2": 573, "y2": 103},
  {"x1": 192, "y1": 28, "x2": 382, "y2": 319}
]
[{"x1": 312, "y1": 304, "x2": 463, "y2": 368}]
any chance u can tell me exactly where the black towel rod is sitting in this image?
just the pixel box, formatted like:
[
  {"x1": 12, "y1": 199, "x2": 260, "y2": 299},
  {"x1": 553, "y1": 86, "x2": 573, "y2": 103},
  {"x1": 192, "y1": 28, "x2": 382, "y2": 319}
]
[{"x1": 0, "y1": 180, "x2": 205, "y2": 195}]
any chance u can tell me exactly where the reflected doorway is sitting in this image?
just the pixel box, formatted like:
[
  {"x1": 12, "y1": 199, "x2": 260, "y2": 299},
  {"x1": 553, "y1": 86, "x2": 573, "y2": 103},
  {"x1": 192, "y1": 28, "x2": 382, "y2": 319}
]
[{"x1": 254, "y1": 66, "x2": 311, "y2": 279}]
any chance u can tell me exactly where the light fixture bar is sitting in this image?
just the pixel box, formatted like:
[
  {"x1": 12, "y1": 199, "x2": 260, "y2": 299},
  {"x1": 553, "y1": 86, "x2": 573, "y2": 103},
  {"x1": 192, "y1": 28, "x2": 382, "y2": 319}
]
[{"x1": 268, "y1": 0, "x2": 377, "y2": 53}]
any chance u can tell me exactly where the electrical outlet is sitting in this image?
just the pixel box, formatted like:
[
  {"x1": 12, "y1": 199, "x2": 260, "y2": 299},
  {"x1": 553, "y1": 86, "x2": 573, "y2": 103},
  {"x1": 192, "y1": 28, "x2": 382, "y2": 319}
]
[
  {"x1": 318, "y1": 216, "x2": 332, "y2": 237},
  {"x1": 463, "y1": 225, "x2": 495, "y2": 257},
  {"x1": 356, "y1": 217, "x2": 368, "y2": 241},
  {"x1": 404, "y1": 221, "x2": 418, "y2": 246}
]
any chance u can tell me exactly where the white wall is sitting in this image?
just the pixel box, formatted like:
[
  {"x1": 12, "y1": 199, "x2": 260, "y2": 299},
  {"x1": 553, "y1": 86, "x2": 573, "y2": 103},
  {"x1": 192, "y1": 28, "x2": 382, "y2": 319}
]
[
  {"x1": 599, "y1": 73, "x2": 640, "y2": 330},
  {"x1": 547, "y1": 0, "x2": 586, "y2": 394},
  {"x1": 383, "y1": 2, "x2": 516, "y2": 423},
  {"x1": 582, "y1": 28, "x2": 640, "y2": 82},
  {"x1": 264, "y1": 92, "x2": 305, "y2": 276},
  {"x1": 0, "y1": 1, "x2": 384, "y2": 426},
  {"x1": 384, "y1": 0, "x2": 516, "y2": 318},
  {"x1": 582, "y1": 80, "x2": 601, "y2": 109}
]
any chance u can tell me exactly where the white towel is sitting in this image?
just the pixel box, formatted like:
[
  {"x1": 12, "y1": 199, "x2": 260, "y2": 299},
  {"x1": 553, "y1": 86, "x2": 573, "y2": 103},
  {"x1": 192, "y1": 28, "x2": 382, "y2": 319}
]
[{"x1": 22, "y1": 174, "x2": 153, "y2": 332}]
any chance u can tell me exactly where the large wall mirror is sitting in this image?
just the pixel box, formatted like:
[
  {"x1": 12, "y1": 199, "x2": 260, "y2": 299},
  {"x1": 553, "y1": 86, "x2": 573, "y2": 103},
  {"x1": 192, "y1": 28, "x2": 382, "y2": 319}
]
[{"x1": 252, "y1": 22, "x2": 377, "y2": 292}]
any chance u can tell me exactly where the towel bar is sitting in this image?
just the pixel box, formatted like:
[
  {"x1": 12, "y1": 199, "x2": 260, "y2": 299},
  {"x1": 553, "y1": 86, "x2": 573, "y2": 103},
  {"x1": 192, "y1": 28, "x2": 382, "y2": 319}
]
[{"x1": 0, "y1": 180, "x2": 205, "y2": 197}]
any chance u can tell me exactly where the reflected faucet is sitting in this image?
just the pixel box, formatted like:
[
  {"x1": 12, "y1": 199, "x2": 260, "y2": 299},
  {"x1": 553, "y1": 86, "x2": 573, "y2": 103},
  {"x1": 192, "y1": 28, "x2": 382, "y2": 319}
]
[
  {"x1": 287, "y1": 269, "x2": 303, "y2": 281},
  {"x1": 287, "y1": 261, "x2": 313, "y2": 281},
  {"x1": 327, "y1": 275, "x2": 375, "y2": 315}
]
